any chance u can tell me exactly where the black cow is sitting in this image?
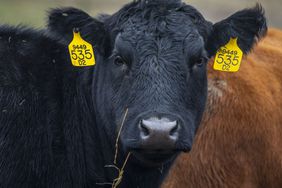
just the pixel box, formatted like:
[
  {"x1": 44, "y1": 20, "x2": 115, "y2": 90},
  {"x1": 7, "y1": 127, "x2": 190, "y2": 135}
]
[{"x1": 0, "y1": 0, "x2": 266, "y2": 187}]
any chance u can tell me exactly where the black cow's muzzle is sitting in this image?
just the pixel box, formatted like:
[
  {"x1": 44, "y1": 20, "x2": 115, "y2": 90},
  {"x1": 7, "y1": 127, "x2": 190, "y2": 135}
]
[
  {"x1": 126, "y1": 113, "x2": 186, "y2": 166},
  {"x1": 138, "y1": 116, "x2": 179, "y2": 150}
]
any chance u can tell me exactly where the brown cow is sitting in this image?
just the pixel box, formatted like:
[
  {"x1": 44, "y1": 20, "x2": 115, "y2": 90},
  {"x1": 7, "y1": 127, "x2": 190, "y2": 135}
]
[{"x1": 163, "y1": 28, "x2": 282, "y2": 188}]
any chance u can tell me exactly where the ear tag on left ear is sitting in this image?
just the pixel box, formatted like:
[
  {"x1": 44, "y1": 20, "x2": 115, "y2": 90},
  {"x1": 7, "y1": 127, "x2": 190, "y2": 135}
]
[
  {"x1": 213, "y1": 38, "x2": 243, "y2": 72},
  {"x1": 68, "y1": 31, "x2": 96, "y2": 67}
]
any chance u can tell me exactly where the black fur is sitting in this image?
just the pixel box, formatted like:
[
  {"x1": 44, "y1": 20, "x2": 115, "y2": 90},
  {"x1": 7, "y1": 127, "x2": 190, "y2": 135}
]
[
  {"x1": 0, "y1": 0, "x2": 267, "y2": 188},
  {"x1": 0, "y1": 26, "x2": 86, "y2": 187}
]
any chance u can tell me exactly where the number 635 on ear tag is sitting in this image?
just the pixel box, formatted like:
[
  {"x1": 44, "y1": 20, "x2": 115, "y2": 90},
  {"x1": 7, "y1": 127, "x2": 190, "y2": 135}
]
[
  {"x1": 213, "y1": 38, "x2": 243, "y2": 72},
  {"x1": 68, "y1": 31, "x2": 96, "y2": 67}
]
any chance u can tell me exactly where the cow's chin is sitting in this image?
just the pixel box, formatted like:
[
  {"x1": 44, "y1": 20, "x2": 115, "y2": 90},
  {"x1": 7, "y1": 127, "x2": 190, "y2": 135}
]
[{"x1": 131, "y1": 149, "x2": 179, "y2": 167}]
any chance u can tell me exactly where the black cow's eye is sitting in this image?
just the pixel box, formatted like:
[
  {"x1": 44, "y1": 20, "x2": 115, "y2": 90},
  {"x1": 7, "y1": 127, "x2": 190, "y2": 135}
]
[
  {"x1": 195, "y1": 57, "x2": 207, "y2": 67},
  {"x1": 114, "y1": 56, "x2": 127, "y2": 66}
]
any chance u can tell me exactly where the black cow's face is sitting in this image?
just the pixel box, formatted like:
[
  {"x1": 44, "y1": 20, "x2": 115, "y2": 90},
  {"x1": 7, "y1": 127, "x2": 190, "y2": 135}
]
[
  {"x1": 48, "y1": 0, "x2": 266, "y2": 167},
  {"x1": 100, "y1": 1, "x2": 265, "y2": 166},
  {"x1": 108, "y1": 4, "x2": 209, "y2": 165}
]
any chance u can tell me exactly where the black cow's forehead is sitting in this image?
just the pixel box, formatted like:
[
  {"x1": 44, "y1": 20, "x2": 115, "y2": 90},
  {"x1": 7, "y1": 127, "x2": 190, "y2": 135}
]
[
  {"x1": 115, "y1": 23, "x2": 203, "y2": 61},
  {"x1": 105, "y1": 0, "x2": 211, "y2": 62},
  {"x1": 116, "y1": 30, "x2": 203, "y2": 61},
  {"x1": 118, "y1": 10, "x2": 197, "y2": 44},
  {"x1": 105, "y1": 0, "x2": 210, "y2": 44}
]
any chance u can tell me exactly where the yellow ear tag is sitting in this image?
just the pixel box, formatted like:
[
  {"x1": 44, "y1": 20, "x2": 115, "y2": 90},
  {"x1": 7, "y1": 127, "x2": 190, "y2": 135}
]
[
  {"x1": 68, "y1": 31, "x2": 96, "y2": 67},
  {"x1": 213, "y1": 38, "x2": 243, "y2": 72}
]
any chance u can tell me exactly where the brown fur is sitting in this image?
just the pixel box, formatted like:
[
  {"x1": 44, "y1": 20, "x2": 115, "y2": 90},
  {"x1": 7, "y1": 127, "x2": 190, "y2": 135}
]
[{"x1": 162, "y1": 28, "x2": 282, "y2": 188}]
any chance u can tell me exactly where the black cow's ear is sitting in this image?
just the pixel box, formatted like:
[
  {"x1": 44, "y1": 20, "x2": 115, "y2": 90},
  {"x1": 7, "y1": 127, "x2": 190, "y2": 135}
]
[
  {"x1": 206, "y1": 4, "x2": 267, "y2": 57},
  {"x1": 47, "y1": 7, "x2": 109, "y2": 55}
]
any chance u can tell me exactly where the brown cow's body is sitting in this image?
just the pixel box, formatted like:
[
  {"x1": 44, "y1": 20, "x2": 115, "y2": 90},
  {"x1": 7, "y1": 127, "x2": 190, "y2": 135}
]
[{"x1": 163, "y1": 28, "x2": 282, "y2": 188}]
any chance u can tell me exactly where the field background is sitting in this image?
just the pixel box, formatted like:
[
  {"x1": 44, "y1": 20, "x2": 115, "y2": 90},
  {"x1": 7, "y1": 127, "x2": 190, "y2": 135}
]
[{"x1": 0, "y1": 0, "x2": 281, "y2": 29}]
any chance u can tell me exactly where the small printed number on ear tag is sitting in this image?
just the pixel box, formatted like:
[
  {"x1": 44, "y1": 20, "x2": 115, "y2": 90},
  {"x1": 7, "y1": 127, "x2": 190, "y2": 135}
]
[
  {"x1": 213, "y1": 38, "x2": 243, "y2": 72},
  {"x1": 68, "y1": 31, "x2": 96, "y2": 67}
]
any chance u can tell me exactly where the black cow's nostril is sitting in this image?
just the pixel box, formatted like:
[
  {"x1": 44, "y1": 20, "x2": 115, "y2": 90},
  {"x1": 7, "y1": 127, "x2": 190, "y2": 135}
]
[
  {"x1": 139, "y1": 120, "x2": 150, "y2": 137},
  {"x1": 138, "y1": 116, "x2": 180, "y2": 150},
  {"x1": 169, "y1": 121, "x2": 179, "y2": 136}
]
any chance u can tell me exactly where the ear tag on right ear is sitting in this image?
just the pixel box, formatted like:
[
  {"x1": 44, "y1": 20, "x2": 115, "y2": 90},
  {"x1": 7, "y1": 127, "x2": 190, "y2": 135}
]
[
  {"x1": 68, "y1": 30, "x2": 96, "y2": 67},
  {"x1": 213, "y1": 38, "x2": 243, "y2": 72}
]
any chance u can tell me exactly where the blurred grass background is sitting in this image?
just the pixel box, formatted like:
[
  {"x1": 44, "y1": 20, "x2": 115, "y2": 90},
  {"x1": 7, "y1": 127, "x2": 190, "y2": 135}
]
[{"x1": 0, "y1": 0, "x2": 280, "y2": 29}]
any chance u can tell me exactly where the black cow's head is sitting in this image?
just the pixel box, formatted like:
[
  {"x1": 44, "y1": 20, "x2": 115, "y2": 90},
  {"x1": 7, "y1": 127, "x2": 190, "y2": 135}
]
[{"x1": 48, "y1": 0, "x2": 266, "y2": 166}]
